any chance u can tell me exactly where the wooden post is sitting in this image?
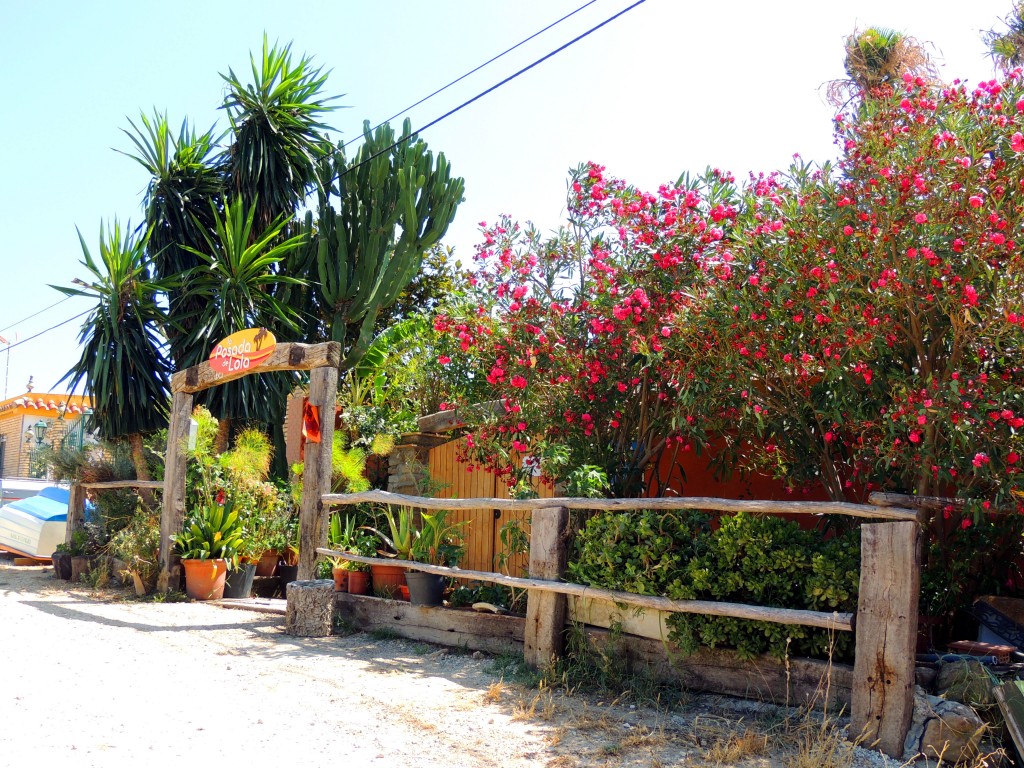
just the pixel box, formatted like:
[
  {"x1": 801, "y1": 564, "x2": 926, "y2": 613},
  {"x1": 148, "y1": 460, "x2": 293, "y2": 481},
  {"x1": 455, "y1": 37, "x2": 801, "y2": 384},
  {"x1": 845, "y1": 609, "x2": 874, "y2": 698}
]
[
  {"x1": 157, "y1": 391, "x2": 193, "y2": 592},
  {"x1": 64, "y1": 483, "x2": 86, "y2": 546},
  {"x1": 523, "y1": 506, "x2": 569, "y2": 669},
  {"x1": 851, "y1": 521, "x2": 920, "y2": 757},
  {"x1": 298, "y1": 365, "x2": 338, "y2": 581}
]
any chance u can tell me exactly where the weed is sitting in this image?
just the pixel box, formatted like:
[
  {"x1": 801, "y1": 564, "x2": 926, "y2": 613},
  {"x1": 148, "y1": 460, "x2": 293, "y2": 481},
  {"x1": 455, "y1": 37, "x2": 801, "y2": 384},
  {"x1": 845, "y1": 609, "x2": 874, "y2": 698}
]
[
  {"x1": 332, "y1": 615, "x2": 358, "y2": 636},
  {"x1": 368, "y1": 627, "x2": 401, "y2": 641},
  {"x1": 484, "y1": 680, "x2": 505, "y2": 704},
  {"x1": 621, "y1": 725, "x2": 668, "y2": 750},
  {"x1": 705, "y1": 728, "x2": 769, "y2": 765},
  {"x1": 486, "y1": 653, "x2": 543, "y2": 688}
]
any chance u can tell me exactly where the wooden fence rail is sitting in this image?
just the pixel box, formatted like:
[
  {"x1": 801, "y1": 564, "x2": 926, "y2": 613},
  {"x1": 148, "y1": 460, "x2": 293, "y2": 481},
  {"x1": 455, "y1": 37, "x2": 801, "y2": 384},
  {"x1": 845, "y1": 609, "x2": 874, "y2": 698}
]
[
  {"x1": 320, "y1": 490, "x2": 920, "y2": 758},
  {"x1": 66, "y1": 480, "x2": 164, "y2": 547}
]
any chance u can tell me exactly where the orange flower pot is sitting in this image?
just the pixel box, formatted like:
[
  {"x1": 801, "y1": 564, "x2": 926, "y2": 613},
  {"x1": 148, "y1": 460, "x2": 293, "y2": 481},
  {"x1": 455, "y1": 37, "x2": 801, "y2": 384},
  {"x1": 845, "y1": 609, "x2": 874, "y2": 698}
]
[
  {"x1": 182, "y1": 558, "x2": 228, "y2": 601},
  {"x1": 332, "y1": 567, "x2": 349, "y2": 592},
  {"x1": 347, "y1": 571, "x2": 370, "y2": 595},
  {"x1": 370, "y1": 563, "x2": 407, "y2": 599}
]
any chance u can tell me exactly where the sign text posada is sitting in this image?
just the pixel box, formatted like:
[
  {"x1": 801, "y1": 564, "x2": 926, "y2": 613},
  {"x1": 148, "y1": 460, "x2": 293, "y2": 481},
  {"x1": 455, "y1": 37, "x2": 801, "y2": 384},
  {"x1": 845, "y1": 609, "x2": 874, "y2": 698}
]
[{"x1": 209, "y1": 328, "x2": 277, "y2": 374}]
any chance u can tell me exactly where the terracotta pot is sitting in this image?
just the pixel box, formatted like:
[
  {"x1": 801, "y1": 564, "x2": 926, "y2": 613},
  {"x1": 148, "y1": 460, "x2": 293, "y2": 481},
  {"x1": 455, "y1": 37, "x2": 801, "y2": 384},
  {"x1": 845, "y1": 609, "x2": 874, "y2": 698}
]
[
  {"x1": 332, "y1": 567, "x2": 349, "y2": 593},
  {"x1": 398, "y1": 585, "x2": 410, "y2": 602},
  {"x1": 370, "y1": 563, "x2": 407, "y2": 599},
  {"x1": 255, "y1": 551, "x2": 279, "y2": 577},
  {"x1": 347, "y1": 571, "x2": 370, "y2": 595},
  {"x1": 182, "y1": 558, "x2": 228, "y2": 601}
]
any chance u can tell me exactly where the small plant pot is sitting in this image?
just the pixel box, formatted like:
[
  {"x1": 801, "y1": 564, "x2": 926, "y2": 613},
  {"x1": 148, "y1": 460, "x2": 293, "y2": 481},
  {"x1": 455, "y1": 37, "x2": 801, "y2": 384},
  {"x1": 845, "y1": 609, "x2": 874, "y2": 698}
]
[
  {"x1": 347, "y1": 571, "x2": 370, "y2": 595},
  {"x1": 277, "y1": 564, "x2": 299, "y2": 593},
  {"x1": 398, "y1": 585, "x2": 410, "y2": 602},
  {"x1": 182, "y1": 558, "x2": 228, "y2": 601},
  {"x1": 370, "y1": 563, "x2": 407, "y2": 599},
  {"x1": 70, "y1": 555, "x2": 93, "y2": 584},
  {"x1": 332, "y1": 567, "x2": 349, "y2": 593},
  {"x1": 255, "y1": 551, "x2": 279, "y2": 577},
  {"x1": 223, "y1": 562, "x2": 257, "y2": 599},
  {"x1": 406, "y1": 571, "x2": 446, "y2": 606},
  {"x1": 51, "y1": 551, "x2": 72, "y2": 581}
]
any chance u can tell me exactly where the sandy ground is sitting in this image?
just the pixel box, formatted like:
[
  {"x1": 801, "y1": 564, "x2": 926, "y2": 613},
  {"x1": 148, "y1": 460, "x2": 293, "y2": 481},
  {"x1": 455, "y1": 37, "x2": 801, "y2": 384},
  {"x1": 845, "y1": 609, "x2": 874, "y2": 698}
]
[{"x1": 0, "y1": 556, "x2": 898, "y2": 768}]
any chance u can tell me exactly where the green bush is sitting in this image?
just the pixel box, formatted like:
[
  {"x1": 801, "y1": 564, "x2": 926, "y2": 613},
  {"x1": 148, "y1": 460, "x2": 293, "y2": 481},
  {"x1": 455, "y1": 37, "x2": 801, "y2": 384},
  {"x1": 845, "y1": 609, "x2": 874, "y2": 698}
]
[
  {"x1": 567, "y1": 509, "x2": 710, "y2": 596},
  {"x1": 567, "y1": 509, "x2": 860, "y2": 661}
]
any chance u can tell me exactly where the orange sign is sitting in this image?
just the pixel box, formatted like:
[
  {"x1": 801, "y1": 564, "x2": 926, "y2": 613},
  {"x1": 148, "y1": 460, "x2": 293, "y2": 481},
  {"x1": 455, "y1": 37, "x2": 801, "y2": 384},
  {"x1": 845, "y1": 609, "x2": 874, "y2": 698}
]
[{"x1": 209, "y1": 328, "x2": 276, "y2": 374}]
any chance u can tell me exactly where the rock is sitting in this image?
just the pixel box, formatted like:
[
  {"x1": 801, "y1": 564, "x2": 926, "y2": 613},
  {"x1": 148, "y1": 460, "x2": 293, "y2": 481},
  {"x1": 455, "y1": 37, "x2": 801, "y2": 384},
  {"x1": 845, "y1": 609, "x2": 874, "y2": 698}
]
[
  {"x1": 285, "y1": 579, "x2": 335, "y2": 637},
  {"x1": 916, "y1": 666, "x2": 938, "y2": 691},
  {"x1": 903, "y1": 685, "x2": 987, "y2": 764},
  {"x1": 472, "y1": 651, "x2": 485, "y2": 659},
  {"x1": 426, "y1": 649, "x2": 447, "y2": 661},
  {"x1": 936, "y1": 660, "x2": 996, "y2": 709}
]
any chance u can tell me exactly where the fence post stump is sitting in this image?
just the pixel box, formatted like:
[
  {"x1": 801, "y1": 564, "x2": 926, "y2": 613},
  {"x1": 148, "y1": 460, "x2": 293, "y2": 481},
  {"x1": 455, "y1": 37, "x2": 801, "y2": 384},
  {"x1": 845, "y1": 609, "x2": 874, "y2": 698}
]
[
  {"x1": 298, "y1": 365, "x2": 338, "y2": 581},
  {"x1": 851, "y1": 521, "x2": 920, "y2": 757},
  {"x1": 524, "y1": 506, "x2": 569, "y2": 669},
  {"x1": 64, "y1": 483, "x2": 86, "y2": 546},
  {"x1": 157, "y1": 390, "x2": 193, "y2": 593},
  {"x1": 286, "y1": 579, "x2": 335, "y2": 637}
]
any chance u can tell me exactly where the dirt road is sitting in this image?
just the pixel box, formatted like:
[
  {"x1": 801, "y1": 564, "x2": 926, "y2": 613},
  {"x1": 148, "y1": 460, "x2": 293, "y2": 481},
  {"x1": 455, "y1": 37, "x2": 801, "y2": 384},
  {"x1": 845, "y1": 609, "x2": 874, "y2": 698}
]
[{"x1": 0, "y1": 559, "x2": 890, "y2": 767}]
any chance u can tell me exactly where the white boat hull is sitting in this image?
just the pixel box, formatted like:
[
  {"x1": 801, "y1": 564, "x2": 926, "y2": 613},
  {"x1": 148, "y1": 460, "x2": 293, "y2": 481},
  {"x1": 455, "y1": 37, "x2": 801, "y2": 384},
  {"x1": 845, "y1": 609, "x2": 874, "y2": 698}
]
[{"x1": 0, "y1": 487, "x2": 68, "y2": 560}]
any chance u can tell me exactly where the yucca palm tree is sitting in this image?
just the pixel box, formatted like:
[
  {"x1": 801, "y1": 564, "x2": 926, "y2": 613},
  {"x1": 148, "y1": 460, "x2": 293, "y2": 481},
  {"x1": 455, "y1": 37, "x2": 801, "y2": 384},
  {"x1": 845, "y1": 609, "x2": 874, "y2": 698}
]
[
  {"x1": 177, "y1": 198, "x2": 307, "y2": 449},
  {"x1": 222, "y1": 35, "x2": 338, "y2": 234},
  {"x1": 984, "y1": 2, "x2": 1024, "y2": 71},
  {"x1": 119, "y1": 111, "x2": 225, "y2": 364},
  {"x1": 827, "y1": 27, "x2": 936, "y2": 107},
  {"x1": 54, "y1": 222, "x2": 173, "y2": 480}
]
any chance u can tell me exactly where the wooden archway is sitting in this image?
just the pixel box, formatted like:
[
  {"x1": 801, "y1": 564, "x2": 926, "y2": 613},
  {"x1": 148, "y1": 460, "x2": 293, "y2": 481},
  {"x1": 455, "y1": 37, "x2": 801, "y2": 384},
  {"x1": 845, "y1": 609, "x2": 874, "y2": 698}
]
[{"x1": 156, "y1": 341, "x2": 340, "y2": 592}]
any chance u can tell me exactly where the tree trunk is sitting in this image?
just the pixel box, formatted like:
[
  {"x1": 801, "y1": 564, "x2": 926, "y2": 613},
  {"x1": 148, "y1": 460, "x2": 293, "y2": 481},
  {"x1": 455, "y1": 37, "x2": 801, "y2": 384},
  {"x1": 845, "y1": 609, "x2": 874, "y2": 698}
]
[
  {"x1": 128, "y1": 433, "x2": 156, "y2": 508},
  {"x1": 214, "y1": 417, "x2": 231, "y2": 455},
  {"x1": 128, "y1": 433, "x2": 152, "y2": 482}
]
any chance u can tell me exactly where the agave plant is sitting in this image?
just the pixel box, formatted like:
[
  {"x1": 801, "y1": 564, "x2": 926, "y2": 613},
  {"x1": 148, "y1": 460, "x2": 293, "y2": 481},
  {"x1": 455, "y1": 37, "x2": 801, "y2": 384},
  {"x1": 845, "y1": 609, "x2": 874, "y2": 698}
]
[{"x1": 172, "y1": 499, "x2": 244, "y2": 564}]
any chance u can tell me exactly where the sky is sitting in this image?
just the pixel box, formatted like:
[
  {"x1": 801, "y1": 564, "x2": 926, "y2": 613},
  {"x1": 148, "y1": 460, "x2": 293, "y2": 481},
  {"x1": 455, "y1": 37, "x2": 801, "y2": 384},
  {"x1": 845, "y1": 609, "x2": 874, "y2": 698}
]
[{"x1": 0, "y1": 0, "x2": 1013, "y2": 401}]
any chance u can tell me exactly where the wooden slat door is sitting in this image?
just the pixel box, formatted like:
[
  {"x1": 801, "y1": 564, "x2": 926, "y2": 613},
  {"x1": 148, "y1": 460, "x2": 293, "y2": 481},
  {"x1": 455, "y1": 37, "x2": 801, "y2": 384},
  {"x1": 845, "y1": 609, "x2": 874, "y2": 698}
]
[{"x1": 427, "y1": 439, "x2": 499, "y2": 574}]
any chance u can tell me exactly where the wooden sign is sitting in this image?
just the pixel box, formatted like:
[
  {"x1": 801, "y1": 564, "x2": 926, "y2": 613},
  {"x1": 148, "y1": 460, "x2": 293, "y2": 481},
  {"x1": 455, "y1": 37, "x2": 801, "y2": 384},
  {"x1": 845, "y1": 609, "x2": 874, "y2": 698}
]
[{"x1": 209, "y1": 328, "x2": 276, "y2": 374}]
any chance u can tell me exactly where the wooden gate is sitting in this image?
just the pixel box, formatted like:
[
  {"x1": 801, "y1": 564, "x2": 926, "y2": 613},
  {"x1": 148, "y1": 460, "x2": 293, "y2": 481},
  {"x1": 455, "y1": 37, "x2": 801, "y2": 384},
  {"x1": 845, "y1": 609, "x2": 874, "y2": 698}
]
[{"x1": 427, "y1": 438, "x2": 553, "y2": 577}]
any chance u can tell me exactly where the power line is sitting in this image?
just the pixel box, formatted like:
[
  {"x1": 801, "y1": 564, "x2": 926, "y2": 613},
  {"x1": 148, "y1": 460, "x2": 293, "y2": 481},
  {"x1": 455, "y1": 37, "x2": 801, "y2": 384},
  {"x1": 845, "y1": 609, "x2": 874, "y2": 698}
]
[
  {"x1": 1, "y1": 309, "x2": 91, "y2": 353},
  {"x1": 343, "y1": 0, "x2": 601, "y2": 150},
  {"x1": 0, "y1": 294, "x2": 76, "y2": 335},
  {"x1": 339, "y1": 0, "x2": 647, "y2": 180}
]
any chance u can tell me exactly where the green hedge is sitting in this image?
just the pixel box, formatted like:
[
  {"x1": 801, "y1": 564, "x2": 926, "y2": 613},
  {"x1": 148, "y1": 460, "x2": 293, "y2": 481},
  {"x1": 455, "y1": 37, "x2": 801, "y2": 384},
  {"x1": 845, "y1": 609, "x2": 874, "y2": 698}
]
[{"x1": 568, "y1": 510, "x2": 860, "y2": 660}]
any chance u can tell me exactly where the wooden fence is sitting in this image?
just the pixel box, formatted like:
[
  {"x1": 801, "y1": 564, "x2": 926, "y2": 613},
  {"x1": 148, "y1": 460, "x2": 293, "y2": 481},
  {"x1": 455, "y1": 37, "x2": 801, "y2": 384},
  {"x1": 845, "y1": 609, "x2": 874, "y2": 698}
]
[{"x1": 319, "y1": 488, "x2": 922, "y2": 758}]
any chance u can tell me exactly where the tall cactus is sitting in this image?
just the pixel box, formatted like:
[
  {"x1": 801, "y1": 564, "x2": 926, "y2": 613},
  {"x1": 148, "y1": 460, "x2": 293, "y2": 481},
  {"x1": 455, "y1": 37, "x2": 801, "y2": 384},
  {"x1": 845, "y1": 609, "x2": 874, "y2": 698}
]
[{"x1": 305, "y1": 118, "x2": 464, "y2": 371}]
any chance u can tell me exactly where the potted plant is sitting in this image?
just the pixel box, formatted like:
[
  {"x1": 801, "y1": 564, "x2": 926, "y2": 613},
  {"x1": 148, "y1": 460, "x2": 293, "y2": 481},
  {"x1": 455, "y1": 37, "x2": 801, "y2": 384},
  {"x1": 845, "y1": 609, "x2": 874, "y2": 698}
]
[
  {"x1": 328, "y1": 513, "x2": 375, "y2": 594},
  {"x1": 172, "y1": 498, "x2": 243, "y2": 601},
  {"x1": 51, "y1": 542, "x2": 72, "y2": 581},
  {"x1": 407, "y1": 509, "x2": 465, "y2": 606},
  {"x1": 365, "y1": 506, "x2": 416, "y2": 599},
  {"x1": 106, "y1": 512, "x2": 160, "y2": 596}
]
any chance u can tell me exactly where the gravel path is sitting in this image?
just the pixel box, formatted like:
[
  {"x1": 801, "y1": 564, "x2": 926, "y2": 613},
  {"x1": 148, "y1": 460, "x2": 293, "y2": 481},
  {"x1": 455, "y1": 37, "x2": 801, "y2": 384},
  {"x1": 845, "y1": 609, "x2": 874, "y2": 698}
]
[{"x1": 0, "y1": 557, "x2": 895, "y2": 767}]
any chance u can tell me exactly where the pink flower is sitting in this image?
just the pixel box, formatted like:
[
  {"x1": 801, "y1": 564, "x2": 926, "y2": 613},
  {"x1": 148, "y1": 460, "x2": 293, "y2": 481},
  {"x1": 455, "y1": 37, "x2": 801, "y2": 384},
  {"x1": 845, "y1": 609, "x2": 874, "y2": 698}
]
[
  {"x1": 1008, "y1": 452, "x2": 1020, "y2": 465},
  {"x1": 991, "y1": 232, "x2": 1006, "y2": 245},
  {"x1": 909, "y1": 431, "x2": 922, "y2": 444},
  {"x1": 437, "y1": 355, "x2": 451, "y2": 365},
  {"x1": 961, "y1": 518, "x2": 973, "y2": 530},
  {"x1": 510, "y1": 375, "x2": 528, "y2": 389},
  {"x1": 969, "y1": 195, "x2": 983, "y2": 208},
  {"x1": 1012, "y1": 132, "x2": 1024, "y2": 152},
  {"x1": 972, "y1": 452, "x2": 990, "y2": 467},
  {"x1": 843, "y1": 225, "x2": 853, "y2": 236},
  {"x1": 914, "y1": 213, "x2": 928, "y2": 224}
]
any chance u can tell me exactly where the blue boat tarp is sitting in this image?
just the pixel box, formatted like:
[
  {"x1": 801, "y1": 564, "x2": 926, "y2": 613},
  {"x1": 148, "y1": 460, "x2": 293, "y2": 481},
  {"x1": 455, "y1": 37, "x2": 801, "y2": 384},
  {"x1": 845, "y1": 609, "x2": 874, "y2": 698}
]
[{"x1": 6, "y1": 487, "x2": 69, "y2": 523}]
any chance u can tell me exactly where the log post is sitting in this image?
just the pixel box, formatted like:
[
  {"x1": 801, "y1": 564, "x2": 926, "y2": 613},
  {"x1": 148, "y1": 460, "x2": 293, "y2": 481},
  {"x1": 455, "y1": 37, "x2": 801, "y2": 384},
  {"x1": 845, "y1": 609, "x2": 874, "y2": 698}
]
[
  {"x1": 523, "y1": 506, "x2": 569, "y2": 669},
  {"x1": 285, "y1": 579, "x2": 335, "y2": 637},
  {"x1": 298, "y1": 365, "x2": 338, "y2": 581},
  {"x1": 64, "y1": 483, "x2": 86, "y2": 546},
  {"x1": 851, "y1": 521, "x2": 920, "y2": 757},
  {"x1": 157, "y1": 391, "x2": 193, "y2": 592}
]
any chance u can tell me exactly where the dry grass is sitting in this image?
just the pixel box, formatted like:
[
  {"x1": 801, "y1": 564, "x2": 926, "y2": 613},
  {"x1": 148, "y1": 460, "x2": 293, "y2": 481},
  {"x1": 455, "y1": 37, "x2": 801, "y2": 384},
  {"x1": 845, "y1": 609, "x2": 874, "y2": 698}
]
[
  {"x1": 512, "y1": 689, "x2": 558, "y2": 722},
  {"x1": 620, "y1": 724, "x2": 669, "y2": 750},
  {"x1": 781, "y1": 716, "x2": 854, "y2": 768},
  {"x1": 704, "y1": 727, "x2": 769, "y2": 765},
  {"x1": 484, "y1": 679, "x2": 504, "y2": 704}
]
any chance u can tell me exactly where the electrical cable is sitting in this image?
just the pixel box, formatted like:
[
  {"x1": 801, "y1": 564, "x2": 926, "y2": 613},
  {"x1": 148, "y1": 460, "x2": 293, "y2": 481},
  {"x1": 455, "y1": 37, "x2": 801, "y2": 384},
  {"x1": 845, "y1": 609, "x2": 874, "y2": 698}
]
[
  {"x1": 338, "y1": 0, "x2": 647, "y2": 179},
  {"x1": 0, "y1": 309, "x2": 91, "y2": 353},
  {"x1": 0, "y1": 294, "x2": 76, "y2": 335},
  {"x1": 343, "y1": 0, "x2": 601, "y2": 149}
]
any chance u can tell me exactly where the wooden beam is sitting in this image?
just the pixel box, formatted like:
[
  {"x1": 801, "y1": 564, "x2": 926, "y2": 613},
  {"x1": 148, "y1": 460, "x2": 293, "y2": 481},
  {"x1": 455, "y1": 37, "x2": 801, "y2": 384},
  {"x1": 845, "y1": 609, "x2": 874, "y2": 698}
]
[
  {"x1": 80, "y1": 480, "x2": 165, "y2": 490},
  {"x1": 298, "y1": 365, "x2": 338, "y2": 581},
  {"x1": 170, "y1": 341, "x2": 341, "y2": 394},
  {"x1": 323, "y1": 489, "x2": 919, "y2": 522},
  {"x1": 524, "y1": 506, "x2": 569, "y2": 669},
  {"x1": 317, "y1": 550, "x2": 853, "y2": 632},
  {"x1": 850, "y1": 521, "x2": 920, "y2": 758},
  {"x1": 64, "y1": 483, "x2": 86, "y2": 547},
  {"x1": 417, "y1": 400, "x2": 504, "y2": 433},
  {"x1": 157, "y1": 391, "x2": 192, "y2": 593}
]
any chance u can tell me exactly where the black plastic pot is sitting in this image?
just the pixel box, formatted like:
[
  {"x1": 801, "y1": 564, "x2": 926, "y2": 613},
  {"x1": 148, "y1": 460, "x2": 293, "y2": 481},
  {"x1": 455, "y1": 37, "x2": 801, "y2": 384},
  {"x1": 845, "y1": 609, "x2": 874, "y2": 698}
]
[
  {"x1": 50, "y1": 551, "x2": 72, "y2": 580},
  {"x1": 223, "y1": 562, "x2": 257, "y2": 599},
  {"x1": 277, "y1": 564, "x2": 299, "y2": 597},
  {"x1": 406, "y1": 571, "x2": 446, "y2": 606}
]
